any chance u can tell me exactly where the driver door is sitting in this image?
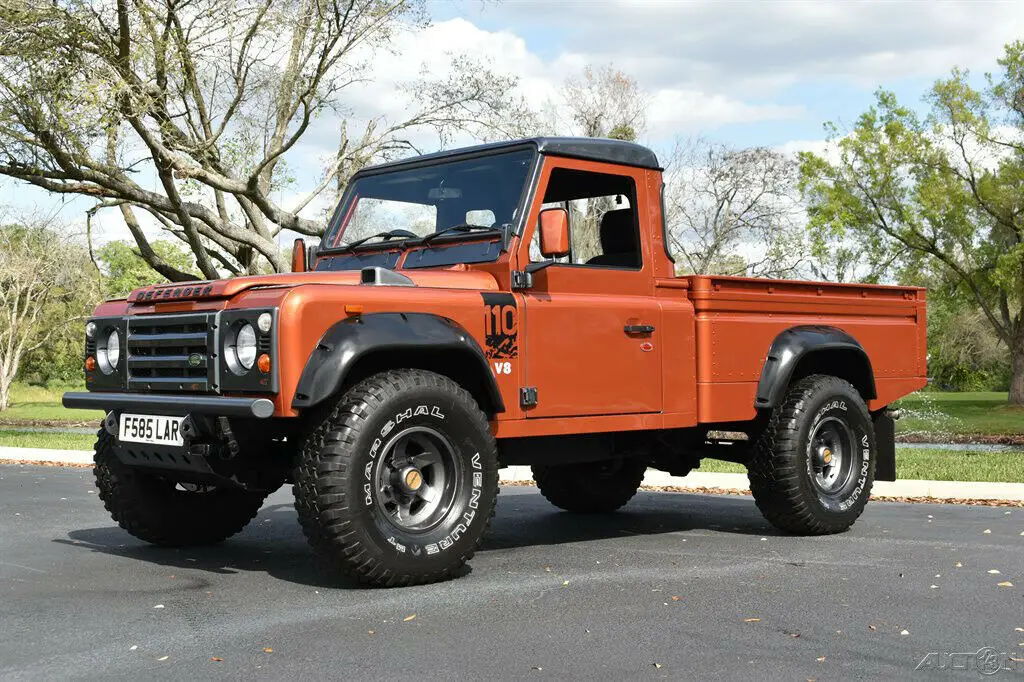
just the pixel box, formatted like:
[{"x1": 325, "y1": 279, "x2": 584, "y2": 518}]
[{"x1": 518, "y1": 159, "x2": 662, "y2": 419}]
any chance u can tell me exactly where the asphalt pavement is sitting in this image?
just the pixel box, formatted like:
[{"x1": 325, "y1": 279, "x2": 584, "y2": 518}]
[{"x1": 1, "y1": 464, "x2": 1022, "y2": 681}]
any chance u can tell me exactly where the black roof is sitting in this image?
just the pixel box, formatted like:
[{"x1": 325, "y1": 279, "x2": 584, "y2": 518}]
[{"x1": 358, "y1": 137, "x2": 662, "y2": 174}]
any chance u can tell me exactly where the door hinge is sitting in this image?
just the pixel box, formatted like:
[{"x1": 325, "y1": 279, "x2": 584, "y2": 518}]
[
  {"x1": 511, "y1": 270, "x2": 533, "y2": 290},
  {"x1": 519, "y1": 386, "x2": 538, "y2": 408}
]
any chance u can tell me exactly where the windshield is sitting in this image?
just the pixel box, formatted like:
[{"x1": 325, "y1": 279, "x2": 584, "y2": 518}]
[{"x1": 323, "y1": 149, "x2": 535, "y2": 252}]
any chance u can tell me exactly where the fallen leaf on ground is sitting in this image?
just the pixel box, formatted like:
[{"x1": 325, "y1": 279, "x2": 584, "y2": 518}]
[
  {"x1": 868, "y1": 625, "x2": 876, "y2": 631},
  {"x1": 983, "y1": 529, "x2": 992, "y2": 534},
  {"x1": 998, "y1": 581, "x2": 1014, "y2": 587},
  {"x1": 988, "y1": 570, "x2": 1002, "y2": 574},
  {"x1": 532, "y1": 666, "x2": 542, "y2": 671},
  {"x1": 157, "y1": 656, "x2": 169, "y2": 661},
  {"x1": 671, "y1": 596, "x2": 681, "y2": 601},
  {"x1": 900, "y1": 629, "x2": 910, "y2": 636},
  {"x1": 210, "y1": 657, "x2": 223, "y2": 662},
  {"x1": 653, "y1": 663, "x2": 663, "y2": 669},
  {"x1": 1016, "y1": 628, "x2": 1024, "y2": 632},
  {"x1": 129, "y1": 645, "x2": 137, "y2": 651},
  {"x1": 263, "y1": 648, "x2": 273, "y2": 653},
  {"x1": 788, "y1": 632, "x2": 801, "y2": 638},
  {"x1": 744, "y1": 618, "x2": 761, "y2": 623},
  {"x1": 403, "y1": 614, "x2": 416, "y2": 622},
  {"x1": 153, "y1": 604, "x2": 164, "y2": 609},
  {"x1": 955, "y1": 562, "x2": 963, "y2": 568},
  {"x1": 930, "y1": 585, "x2": 938, "y2": 589},
  {"x1": 817, "y1": 656, "x2": 826, "y2": 662},
  {"x1": 562, "y1": 580, "x2": 569, "y2": 586}
]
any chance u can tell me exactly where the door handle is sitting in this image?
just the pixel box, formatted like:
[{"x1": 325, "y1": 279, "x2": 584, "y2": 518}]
[{"x1": 624, "y1": 324, "x2": 655, "y2": 335}]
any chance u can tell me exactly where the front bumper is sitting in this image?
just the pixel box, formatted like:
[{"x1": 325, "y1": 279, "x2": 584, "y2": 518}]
[{"x1": 62, "y1": 392, "x2": 274, "y2": 419}]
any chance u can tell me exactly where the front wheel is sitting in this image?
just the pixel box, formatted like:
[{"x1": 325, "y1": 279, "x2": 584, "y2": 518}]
[
  {"x1": 293, "y1": 369, "x2": 499, "y2": 587},
  {"x1": 748, "y1": 374, "x2": 876, "y2": 535},
  {"x1": 93, "y1": 431, "x2": 269, "y2": 546}
]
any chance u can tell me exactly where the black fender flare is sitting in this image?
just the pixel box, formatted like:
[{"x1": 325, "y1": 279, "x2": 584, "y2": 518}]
[
  {"x1": 291, "y1": 313, "x2": 504, "y2": 414},
  {"x1": 754, "y1": 325, "x2": 876, "y2": 410}
]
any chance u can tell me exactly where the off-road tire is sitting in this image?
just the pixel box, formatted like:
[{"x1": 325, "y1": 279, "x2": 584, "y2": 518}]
[
  {"x1": 532, "y1": 459, "x2": 647, "y2": 513},
  {"x1": 93, "y1": 430, "x2": 268, "y2": 546},
  {"x1": 748, "y1": 374, "x2": 876, "y2": 535},
  {"x1": 293, "y1": 369, "x2": 499, "y2": 587}
]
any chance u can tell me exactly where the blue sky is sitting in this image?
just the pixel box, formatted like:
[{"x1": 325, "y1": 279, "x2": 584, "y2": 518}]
[{"x1": 2, "y1": 0, "x2": 1021, "y2": 243}]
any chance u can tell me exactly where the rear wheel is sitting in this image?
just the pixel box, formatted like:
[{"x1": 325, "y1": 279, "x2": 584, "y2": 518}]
[
  {"x1": 93, "y1": 431, "x2": 269, "y2": 546},
  {"x1": 532, "y1": 459, "x2": 647, "y2": 513},
  {"x1": 748, "y1": 374, "x2": 876, "y2": 535},
  {"x1": 293, "y1": 369, "x2": 499, "y2": 587}
]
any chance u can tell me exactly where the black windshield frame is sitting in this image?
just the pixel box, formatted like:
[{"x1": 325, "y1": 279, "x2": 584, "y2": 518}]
[{"x1": 321, "y1": 147, "x2": 539, "y2": 260}]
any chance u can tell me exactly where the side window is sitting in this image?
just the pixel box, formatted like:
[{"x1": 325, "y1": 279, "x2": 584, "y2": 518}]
[{"x1": 530, "y1": 168, "x2": 641, "y2": 269}]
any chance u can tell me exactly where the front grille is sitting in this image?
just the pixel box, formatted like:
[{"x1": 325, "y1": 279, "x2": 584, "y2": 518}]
[{"x1": 127, "y1": 313, "x2": 215, "y2": 393}]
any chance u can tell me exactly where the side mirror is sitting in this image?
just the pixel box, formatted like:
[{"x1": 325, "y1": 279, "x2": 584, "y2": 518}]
[
  {"x1": 292, "y1": 238, "x2": 306, "y2": 273},
  {"x1": 539, "y1": 208, "x2": 569, "y2": 258}
]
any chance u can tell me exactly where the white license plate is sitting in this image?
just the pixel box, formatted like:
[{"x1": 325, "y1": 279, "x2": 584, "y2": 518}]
[{"x1": 119, "y1": 414, "x2": 185, "y2": 447}]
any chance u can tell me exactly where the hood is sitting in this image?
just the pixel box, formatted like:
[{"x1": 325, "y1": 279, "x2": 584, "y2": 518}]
[{"x1": 127, "y1": 268, "x2": 500, "y2": 303}]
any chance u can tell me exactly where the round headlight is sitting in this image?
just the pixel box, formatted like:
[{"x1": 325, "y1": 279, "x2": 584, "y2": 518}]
[
  {"x1": 98, "y1": 330, "x2": 120, "y2": 375},
  {"x1": 257, "y1": 312, "x2": 273, "y2": 333},
  {"x1": 232, "y1": 323, "x2": 257, "y2": 372},
  {"x1": 85, "y1": 322, "x2": 97, "y2": 339}
]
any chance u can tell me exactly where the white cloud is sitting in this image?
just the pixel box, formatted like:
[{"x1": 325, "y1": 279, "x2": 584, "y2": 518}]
[
  {"x1": 647, "y1": 90, "x2": 803, "y2": 136},
  {"x1": 483, "y1": 0, "x2": 1024, "y2": 95}
]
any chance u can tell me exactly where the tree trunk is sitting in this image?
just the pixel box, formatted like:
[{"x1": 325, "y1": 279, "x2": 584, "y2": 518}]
[
  {"x1": 0, "y1": 375, "x2": 11, "y2": 412},
  {"x1": 1009, "y1": 330, "x2": 1024, "y2": 406}
]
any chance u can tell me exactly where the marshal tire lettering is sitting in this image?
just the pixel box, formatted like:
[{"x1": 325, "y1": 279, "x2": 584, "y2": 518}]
[
  {"x1": 748, "y1": 373, "x2": 876, "y2": 536},
  {"x1": 294, "y1": 368, "x2": 499, "y2": 588}
]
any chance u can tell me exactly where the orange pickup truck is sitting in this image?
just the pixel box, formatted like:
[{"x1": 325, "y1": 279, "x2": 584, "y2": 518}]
[{"x1": 64, "y1": 137, "x2": 927, "y2": 586}]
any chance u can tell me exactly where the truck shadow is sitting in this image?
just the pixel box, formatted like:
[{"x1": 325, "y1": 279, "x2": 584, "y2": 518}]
[
  {"x1": 484, "y1": 489, "x2": 776, "y2": 550},
  {"x1": 55, "y1": 489, "x2": 777, "y2": 589}
]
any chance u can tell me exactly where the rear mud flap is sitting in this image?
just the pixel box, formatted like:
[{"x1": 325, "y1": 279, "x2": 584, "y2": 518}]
[{"x1": 873, "y1": 413, "x2": 896, "y2": 482}]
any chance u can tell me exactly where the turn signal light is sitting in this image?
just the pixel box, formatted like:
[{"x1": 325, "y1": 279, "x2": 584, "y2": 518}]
[
  {"x1": 85, "y1": 356, "x2": 97, "y2": 372},
  {"x1": 344, "y1": 304, "x2": 363, "y2": 316},
  {"x1": 257, "y1": 353, "x2": 272, "y2": 374}
]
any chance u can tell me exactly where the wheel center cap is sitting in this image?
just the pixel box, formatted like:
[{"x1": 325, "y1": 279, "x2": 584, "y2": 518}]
[{"x1": 402, "y1": 468, "x2": 423, "y2": 492}]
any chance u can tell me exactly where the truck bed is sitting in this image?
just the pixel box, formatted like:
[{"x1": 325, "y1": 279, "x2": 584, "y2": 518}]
[{"x1": 658, "y1": 274, "x2": 927, "y2": 424}]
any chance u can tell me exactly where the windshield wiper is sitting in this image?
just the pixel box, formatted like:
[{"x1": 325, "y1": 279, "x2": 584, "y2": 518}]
[
  {"x1": 330, "y1": 229, "x2": 420, "y2": 253},
  {"x1": 419, "y1": 223, "x2": 498, "y2": 246}
]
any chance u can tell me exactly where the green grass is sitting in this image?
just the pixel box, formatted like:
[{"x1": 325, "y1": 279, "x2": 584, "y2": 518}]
[
  {"x1": 695, "y1": 447, "x2": 1023, "y2": 483},
  {"x1": 0, "y1": 429, "x2": 96, "y2": 450},
  {"x1": 894, "y1": 391, "x2": 1024, "y2": 437},
  {"x1": 0, "y1": 383, "x2": 102, "y2": 425}
]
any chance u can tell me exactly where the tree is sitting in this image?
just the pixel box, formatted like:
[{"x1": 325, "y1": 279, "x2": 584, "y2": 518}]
[
  {"x1": 665, "y1": 139, "x2": 807, "y2": 277},
  {"x1": 97, "y1": 239, "x2": 196, "y2": 297},
  {"x1": 0, "y1": 0, "x2": 533, "y2": 278},
  {"x1": 799, "y1": 41, "x2": 1024, "y2": 404},
  {"x1": 561, "y1": 65, "x2": 648, "y2": 141},
  {"x1": 0, "y1": 219, "x2": 100, "y2": 409}
]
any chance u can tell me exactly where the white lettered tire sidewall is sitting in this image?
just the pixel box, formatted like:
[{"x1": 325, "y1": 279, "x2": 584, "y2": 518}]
[
  {"x1": 343, "y1": 390, "x2": 496, "y2": 573},
  {"x1": 796, "y1": 388, "x2": 875, "y2": 519}
]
